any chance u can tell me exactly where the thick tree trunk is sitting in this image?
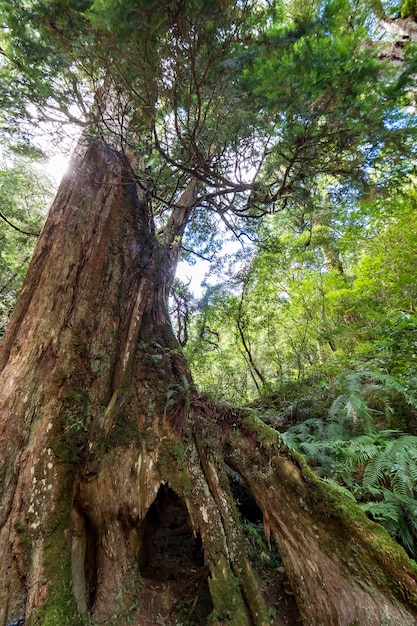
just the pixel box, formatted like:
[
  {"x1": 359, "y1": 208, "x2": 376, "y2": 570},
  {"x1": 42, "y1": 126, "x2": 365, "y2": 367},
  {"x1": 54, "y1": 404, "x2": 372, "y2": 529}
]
[
  {"x1": 0, "y1": 139, "x2": 416, "y2": 626},
  {"x1": 0, "y1": 140, "x2": 268, "y2": 626}
]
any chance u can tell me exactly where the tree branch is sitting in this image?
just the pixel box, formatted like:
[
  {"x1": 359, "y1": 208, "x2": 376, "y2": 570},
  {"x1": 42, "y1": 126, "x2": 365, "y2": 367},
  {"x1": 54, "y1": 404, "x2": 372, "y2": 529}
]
[{"x1": 0, "y1": 211, "x2": 40, "y2": 237}]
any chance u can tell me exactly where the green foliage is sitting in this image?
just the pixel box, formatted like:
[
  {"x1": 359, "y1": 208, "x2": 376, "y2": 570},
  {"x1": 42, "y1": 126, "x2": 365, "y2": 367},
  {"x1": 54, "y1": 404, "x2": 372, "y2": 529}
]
[
  {"x1": 190, "y1": 264, "x2": 417, "y2": 555},
  {"x1": 361, "y1": 490, "x2": 417, "y2": 554},
  {"x1": 2, "y1": 0, "x2": 417, "y2": 558},
  {"x1": 280, "y1": 378, "x2": 417, "y2": 557},
  {"x1": 0, "y1": 149, "x2": 50, "y2": 337},
  {"x1": 1, "y1": 4, "x2": 417, "y2": 623},
  {"x1": 0, "y1": 0, "x2": 92, "y2": 143},
  {"x1": 401, "y1": 0, "x2": 417, "y2": 17},
  {"x1": 179, "y1": 33, "x2": 417, "y2": 550},
  {"x1": 241, "y1": 519, "x2": 282, "y2": 571},
  {"x1": 188, "y1": 186, "x2": 417, "y2": 413},
  {"x1": 239, "y1": 0, "x2": 417, "y2": 213}
]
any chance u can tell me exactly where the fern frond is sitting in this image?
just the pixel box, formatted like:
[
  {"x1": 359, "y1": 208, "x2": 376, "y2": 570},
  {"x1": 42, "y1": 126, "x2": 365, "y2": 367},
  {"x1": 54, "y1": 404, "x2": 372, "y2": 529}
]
[
  {"x1": 360, "y1": 499, "x2": 399, "y2": 524},
  {"x1": 359, "y1": 370, "x2": 417, "y2": 410},
  {"x1": 409, "y1": 460, "x2": 417, "y2": 483},
  {"x1": 337, "y1": 435, "x2": 379, "y2": 466},
  {"x1": 282, "y1": 417, "x2": 327, "y2": 450},
  {"x1": 346, "y1": 393, "x2": 374, "y2": 423},
  {"x1": 324, "y1": 420, "x2": 351, "y2": 441},
  {"x1": 389, "y1": 462, "x2": 414, "y2": 497},
  {"x1": 299, "y1": 441, "x2": 335, "y2": 467},
  {"x1": 364, "y1": 485, "x2": 384, "y2": 498},
  {"x1": 363, "y1": 454, "x2": 385, "y2": 489},
  {"x1": 281, "y1": 430, "x2": 298, "y2": 449},
  {"x1": 329, "y1": 393, "x2": 347, "y2": 420},
  {"x1": 361, "y1": 488, "x2": 417, "y2": 557},
  {"x1": 408, "y1": 447, "x2": 417, "y2": 461},
  {"x1": 355, "y1": 433, "x2": 417, "y2": 496},
  {"x1": 396, "y1": 518, "x2": 415, "y2": 554}
]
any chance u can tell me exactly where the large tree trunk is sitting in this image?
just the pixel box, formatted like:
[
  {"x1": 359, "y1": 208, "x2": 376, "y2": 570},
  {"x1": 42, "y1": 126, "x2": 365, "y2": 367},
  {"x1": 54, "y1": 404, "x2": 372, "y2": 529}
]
[
  {"x1": 0, "y1": 139, "x2": 416, "y2": 626},
  {"x1": 0, "y1": 140, "x2": 269, "y2": 626}
]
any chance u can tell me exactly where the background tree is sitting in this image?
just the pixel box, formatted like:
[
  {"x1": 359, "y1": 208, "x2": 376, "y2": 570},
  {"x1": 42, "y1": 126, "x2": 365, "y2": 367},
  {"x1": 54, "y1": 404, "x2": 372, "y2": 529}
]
[{"x1": 0, "y1": 146, "x2": 51, "y2": 338}]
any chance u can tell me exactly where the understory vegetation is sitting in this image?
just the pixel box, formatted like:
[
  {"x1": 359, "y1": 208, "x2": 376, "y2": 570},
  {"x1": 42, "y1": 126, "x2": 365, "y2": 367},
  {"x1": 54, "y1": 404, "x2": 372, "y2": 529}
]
[{"x1": 184, "y1": 190, "x2": 417, "y2": 559}]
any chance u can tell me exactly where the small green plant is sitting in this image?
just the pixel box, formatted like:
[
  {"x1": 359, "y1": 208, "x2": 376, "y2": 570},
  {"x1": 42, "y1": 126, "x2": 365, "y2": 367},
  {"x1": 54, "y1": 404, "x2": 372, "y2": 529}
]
[
  {"x1": 241, "y1": 520, "x2": 282, "y2": 570},
  {"x1": 67, "y1": 419, "x2": 87, "y2": 432},
  {"x1": 268, "y1": 606, "x2": 277, "y2": 620}
]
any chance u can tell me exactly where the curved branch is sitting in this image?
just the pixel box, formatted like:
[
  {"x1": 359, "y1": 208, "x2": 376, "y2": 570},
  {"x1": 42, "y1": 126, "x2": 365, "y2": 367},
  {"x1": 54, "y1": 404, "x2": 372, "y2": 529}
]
[
  {"x1": 180, "y1": 245, "x2": 213, "y2": 262},
  {"x1": 0, "y1": 211, "x2": 40, "y2": 237}
]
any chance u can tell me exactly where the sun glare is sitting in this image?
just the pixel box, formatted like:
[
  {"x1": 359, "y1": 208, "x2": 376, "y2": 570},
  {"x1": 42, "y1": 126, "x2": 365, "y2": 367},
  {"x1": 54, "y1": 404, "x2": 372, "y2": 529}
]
[{"x1": 45, "y1": 153, "x2": 70, "y2": 186}]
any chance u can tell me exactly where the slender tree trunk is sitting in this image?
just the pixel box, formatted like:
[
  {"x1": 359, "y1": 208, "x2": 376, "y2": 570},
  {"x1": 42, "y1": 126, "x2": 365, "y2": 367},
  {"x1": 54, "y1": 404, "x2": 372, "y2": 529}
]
[{"x1": 0, "y1": 139, "x2": 417, "y2": 626}]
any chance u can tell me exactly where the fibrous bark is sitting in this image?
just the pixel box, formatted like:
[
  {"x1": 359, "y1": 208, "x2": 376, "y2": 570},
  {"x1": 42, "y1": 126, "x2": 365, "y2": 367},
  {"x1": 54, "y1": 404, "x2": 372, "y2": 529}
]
[
  {"x1": 0, "y1": 139, "x2": 268, "y2": 626},
  {"x1": 0, "y1": 139, "x2": 416, "y2": 626}
]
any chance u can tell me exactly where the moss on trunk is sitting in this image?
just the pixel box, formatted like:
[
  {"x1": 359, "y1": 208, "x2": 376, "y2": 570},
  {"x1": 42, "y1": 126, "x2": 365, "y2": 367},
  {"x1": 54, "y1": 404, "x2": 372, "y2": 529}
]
[{"x1": 224, "y1": 412, "x2": 417, "y2": 625}]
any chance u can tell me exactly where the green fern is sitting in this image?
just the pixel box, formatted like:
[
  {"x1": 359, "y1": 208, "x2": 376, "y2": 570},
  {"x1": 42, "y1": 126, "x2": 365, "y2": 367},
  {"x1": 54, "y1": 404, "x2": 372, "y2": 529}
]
[
  {"x1": 283, "y1": 389, "x2": 417, "y2": 557},
  {"x1": 336, "y1": 434, "x2": 380, "y2": 466},
  {"x1": 361, "y1": 370, "x2": 417, "y2": 411},
  {"x1": 324, "y1": 418, "x2": 352, "y2": 442},
  {"x1": 361, "y1": 489, "x2": 417, "y2": 556},
  {"x1": 329, "y1": 369, "x2": 417, "y2": 434},
  {"x1": 281, "y1": 417, "x2": 326, "y2": 448},
  {"x1": 279, "y1": 367, "x2": 417, "y2": 557},
  {"x1": 363, "y1": 453, "x2": 385, "y2": 490},
  {"x1": 362, "y1": 435, "x2": 417, "y2": 497},
  {"x1": 361, "y1": 498, "x2": 399, "y2": 524}
]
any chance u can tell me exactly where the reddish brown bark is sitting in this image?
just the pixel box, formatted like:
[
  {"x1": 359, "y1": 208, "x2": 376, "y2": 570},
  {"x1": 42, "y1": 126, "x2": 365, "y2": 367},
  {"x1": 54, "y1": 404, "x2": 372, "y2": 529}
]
[
  {"x1": 225, "y1": 417, "x2": 417, "y2": 626},
  {"x1": 0, "y1": 140, "x2": 268, "y2": 626}
]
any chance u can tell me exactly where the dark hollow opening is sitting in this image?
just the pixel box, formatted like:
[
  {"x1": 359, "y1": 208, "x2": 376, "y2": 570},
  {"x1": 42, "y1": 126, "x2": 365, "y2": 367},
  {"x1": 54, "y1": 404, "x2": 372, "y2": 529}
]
[
  {"x1": 228, "y1": 468, "x2": 264, "y2": 523},
  {"x1": 228, "y1": 469, "x2": 301, "y2": 625},
  {"x1": 139, "y1": 483, "x2": 202, "y2": 579},
  {"x1": 138, "y1": 484, "x2": 213, "y2": 623}
]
